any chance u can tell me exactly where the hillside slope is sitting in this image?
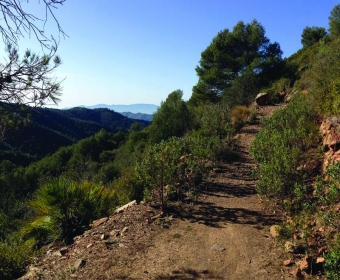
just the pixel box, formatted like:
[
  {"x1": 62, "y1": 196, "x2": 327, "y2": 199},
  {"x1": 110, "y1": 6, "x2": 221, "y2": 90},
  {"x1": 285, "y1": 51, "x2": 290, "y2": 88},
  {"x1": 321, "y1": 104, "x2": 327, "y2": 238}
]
[
  {"x1": 0, "y1": 107, "x2": 150, "y2": 166},
  {"x1": 20, "y1": 105, "x2": 298, "y2": 280}
]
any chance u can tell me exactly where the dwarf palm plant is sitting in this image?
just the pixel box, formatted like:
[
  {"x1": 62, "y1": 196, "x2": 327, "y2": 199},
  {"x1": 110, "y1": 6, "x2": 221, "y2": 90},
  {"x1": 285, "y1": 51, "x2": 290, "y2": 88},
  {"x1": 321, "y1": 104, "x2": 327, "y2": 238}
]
[{"x1": 23, "y1": 177, "x2": 116, "y2": 244}]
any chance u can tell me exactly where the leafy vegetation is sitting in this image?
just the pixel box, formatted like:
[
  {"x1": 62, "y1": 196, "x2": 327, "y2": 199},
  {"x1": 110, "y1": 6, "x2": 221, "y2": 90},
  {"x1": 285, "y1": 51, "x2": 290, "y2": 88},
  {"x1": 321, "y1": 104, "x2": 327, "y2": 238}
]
[
  {"x1": 299, "y1": 37, "x2": 340, "y2": 115},
  {"x1": 301, "y1": 26, "x2": 327, "y2": 48},
  {"x1": 4, "y1": 4, "x2": 340, "y2": 278},
  {"x1": 24, "y1": 178, "x2": 116, "y2": 244},
  {"x1": 329, "y1": 4, "x2": 340, "y2": 39},
  {"x1": 250, "y1": 93, "x2": 319, "y2": 211},
  {"x1": 324, "y1": 239, "x2": 340, "y2": 280},
  {"x1": 0, "y1": 239, "x2": 35, "y2": 280},
  {"x1": 149, "y1": 90, "x2": 190, "y2": 143},
  {"x1": 136, "y1": 133, "x2": 226, "y2": 209},
  {"x1": 190, "y1": 19, "x2": 283, "y2": 107},
  {"x1": 0, "y1": 107, "x2": 149, "y2": 166}
]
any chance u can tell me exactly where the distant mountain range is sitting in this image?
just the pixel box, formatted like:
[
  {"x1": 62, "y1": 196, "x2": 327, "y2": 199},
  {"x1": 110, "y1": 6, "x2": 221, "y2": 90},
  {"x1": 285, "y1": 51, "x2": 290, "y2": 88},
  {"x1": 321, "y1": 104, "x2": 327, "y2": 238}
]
[
  {"x1": 119, "y1": 112, "x2": 153, "y2": 121},
  {"x1": 0, "y1": 106, "x2": 150, "y2": 166},
  {"x1": 74, "y1": 104, "x2": 159, "y2": 115}
]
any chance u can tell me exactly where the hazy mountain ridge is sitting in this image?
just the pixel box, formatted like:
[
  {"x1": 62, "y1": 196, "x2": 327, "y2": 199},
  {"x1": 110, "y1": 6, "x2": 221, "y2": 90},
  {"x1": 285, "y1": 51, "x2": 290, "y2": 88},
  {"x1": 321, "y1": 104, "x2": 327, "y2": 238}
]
[
  {"x1": 0, "y1": 107, "x2": 150, "y2": 166},
  {"x1": 120, "y1": 111, "x2": 153, "y2": 121},
  {"x1": 74, "y1": 103, "x2": 159, "y2": 114}
]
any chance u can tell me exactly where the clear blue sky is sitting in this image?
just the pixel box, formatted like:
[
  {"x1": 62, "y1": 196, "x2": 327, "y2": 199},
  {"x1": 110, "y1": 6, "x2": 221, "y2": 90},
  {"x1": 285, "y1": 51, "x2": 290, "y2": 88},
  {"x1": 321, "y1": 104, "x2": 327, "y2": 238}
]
[{"x1": 10, "y1": 0, "x2": 340, "y2": 108}]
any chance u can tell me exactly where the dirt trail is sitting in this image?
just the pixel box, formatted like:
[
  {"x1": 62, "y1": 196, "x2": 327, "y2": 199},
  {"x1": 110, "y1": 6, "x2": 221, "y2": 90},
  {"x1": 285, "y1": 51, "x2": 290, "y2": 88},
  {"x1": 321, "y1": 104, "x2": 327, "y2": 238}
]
[
  {"x1": 21, "y1": 105, "x2": 292, "y2": 280},
  {"x1": 127, "y1": 105, "x2": 291, "y2": 280}
]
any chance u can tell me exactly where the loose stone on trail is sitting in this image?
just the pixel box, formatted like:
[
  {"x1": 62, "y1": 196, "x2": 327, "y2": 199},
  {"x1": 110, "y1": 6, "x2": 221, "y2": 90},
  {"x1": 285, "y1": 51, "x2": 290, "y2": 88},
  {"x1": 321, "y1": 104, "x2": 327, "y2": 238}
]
[{"x1": 211, "y1": 244, "x2": 226, "y2": 251}]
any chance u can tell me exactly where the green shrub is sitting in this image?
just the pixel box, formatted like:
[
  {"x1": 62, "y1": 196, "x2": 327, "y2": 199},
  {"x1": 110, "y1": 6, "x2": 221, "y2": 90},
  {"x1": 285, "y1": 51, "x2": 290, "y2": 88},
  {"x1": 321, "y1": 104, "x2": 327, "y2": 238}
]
[
  {"x1": 325, "y1": 244, "x2": 340, "y2": 280},
  {"x1": 136, "y1": 132, "x2": 229, "y2": 209},
  {"x1": 111, "y1": 167, "x2": 144, "y2": 203},
  {"x1": 24, "y1": 178, "x2": 116, "y2": 244},
  {"x1": 149, "y1": 90, "x2": 191, "y2": 143},
  {"x1": 314, "y1": 162, "x2": 340, "y2": 206},
  {"x1": 0, "y1": 211, "x2": 10, "y2": 240},
  {"x1": 191, "y1": 103, "x2": 232, "y2": 139},
  {"x1": 249, "y1": 93, "x2": 318, "y2": 211},
  {"x1": 0, "y1": 238, "x2": 35, "y2": 280},
  {"x1": 136, "y1": 137, "x2": 184, "y2": 209},
  {"x1": 300, "y1": 37, "x2": 340, "y2": 115},
  {"x1": 314, "y1": 162, "x2": 340, "y2": 232},
  {"x1": 277, "y1": 221, "x2": 294, "y2": 240}
]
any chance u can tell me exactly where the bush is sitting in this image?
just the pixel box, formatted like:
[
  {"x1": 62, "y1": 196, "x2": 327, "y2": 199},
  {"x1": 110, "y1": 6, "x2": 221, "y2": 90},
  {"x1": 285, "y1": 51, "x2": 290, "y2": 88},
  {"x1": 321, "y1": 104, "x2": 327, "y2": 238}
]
[
  {"x1": 136, "y1": 132, "x2": 229, "y2": 209},
  {"x1": 314, "y1": 162, "x2": 340, "y2": 207},
  {"x1": 190, "y1": 103, "x2": 232, "y2": 139},
  {"x1": 111, "y1": 167, "x2": 145, "y2": 204},
  {"x1": 0, "y1": 238, "x2": 35, "y2": 280},
  {"x1": 149, "y1": 90, "x2": 191, "y2": 143},
  {"x1": 230, "y1": 105, "x2": 251, "y2": 129},
  {"x1": 324, "y1": 244, "x2": 340, "y2": 280},
  {"x1": 0, "y1": 211, "x2": 10, "y2": 240},
  {"x1": 136, "y1": 137, "x2": 184, "y2": 209},
  {"x1": 23, "y1": 178, "x2": 116, "y2": 244},
  {"x1": 300, "y1": 37, "x2": 340, "y2": 115},
  {"x1": 249, "y1": 93, "x2": 318, "y2": 211}
]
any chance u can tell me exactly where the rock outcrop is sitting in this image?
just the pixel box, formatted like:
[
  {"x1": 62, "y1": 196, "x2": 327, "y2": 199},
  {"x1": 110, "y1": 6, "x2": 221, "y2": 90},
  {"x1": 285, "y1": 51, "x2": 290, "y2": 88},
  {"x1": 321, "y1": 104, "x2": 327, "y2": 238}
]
[
  {"x1": 320, "y1": 116, "x2": 340, "y2": 171},
  {"x1": 255, "y1": 92, "x2": 272, "y2": 106}
]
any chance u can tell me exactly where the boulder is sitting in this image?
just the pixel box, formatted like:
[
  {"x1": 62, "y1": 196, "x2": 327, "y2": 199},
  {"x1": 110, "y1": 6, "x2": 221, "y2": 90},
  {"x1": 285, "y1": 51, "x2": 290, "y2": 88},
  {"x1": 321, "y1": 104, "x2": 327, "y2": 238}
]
[
  {"x1": 255, "y1": 93, "x2": 272, "y2": 106},
  {"x1": 114, "y1": 200, "x2": 137, "y2": 214},
  {"x1": 74, "y1": 258, "x2": 86, "y2": 270},
  {"x1": 299, "y1": 256, "x2": 313, "y2": 272},
  {"x1": 320, "y1": 116, "x2": 340, "y2": 171}
]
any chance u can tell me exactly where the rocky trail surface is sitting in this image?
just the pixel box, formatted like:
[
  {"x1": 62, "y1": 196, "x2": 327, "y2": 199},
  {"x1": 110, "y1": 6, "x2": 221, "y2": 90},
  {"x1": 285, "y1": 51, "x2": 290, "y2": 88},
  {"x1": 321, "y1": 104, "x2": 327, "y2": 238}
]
[{"x1": 21, "y1": 105, "x2": 295, "y2": 280}]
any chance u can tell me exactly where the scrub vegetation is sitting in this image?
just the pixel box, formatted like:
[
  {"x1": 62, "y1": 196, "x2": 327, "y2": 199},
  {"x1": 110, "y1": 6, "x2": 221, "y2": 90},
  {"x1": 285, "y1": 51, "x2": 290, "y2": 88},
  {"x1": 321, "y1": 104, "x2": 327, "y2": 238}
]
[{"x1": 2, "y1": 3, "x2": 340, "y2": 279}]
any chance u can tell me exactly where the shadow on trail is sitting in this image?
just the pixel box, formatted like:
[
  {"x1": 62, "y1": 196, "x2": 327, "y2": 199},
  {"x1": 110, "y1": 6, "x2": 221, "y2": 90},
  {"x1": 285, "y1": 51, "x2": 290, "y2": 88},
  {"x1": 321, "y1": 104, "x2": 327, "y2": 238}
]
[
  {"x1": 226, "y1": 150, "x2": 254, "y2": 165},
  {"x1": 201, "y1": 182, "x2": 256, "y2": 198},
  {"x1": 183, "y1": 201, "x2": 280, "y2": 229},
  {"x1": 173, "y1": 174, "x2": 281, "y2": 229},
  {"x1": 116, "y1": 269, "x2": 223, "y2": 280},
  {"x1": 154, "y1": 268, "x2": 223, "y2": 280},
  {"x1": 238, "y1": 127, "x2": 261, "y2": 135}
]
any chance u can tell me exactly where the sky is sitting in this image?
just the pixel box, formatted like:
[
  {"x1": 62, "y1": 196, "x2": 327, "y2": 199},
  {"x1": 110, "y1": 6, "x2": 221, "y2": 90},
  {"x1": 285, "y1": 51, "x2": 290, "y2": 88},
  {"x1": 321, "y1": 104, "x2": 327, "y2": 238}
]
[{"x1": 5, "y1": 0, "x2": 340, "y2": 109}]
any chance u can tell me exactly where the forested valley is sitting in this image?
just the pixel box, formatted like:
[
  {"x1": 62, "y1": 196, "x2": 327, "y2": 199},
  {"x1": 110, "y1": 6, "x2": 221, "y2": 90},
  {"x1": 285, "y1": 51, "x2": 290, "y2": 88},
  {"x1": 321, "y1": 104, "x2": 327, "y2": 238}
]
[{"x1": 2, "y1": 3, "x2": 340, "y2": 279}]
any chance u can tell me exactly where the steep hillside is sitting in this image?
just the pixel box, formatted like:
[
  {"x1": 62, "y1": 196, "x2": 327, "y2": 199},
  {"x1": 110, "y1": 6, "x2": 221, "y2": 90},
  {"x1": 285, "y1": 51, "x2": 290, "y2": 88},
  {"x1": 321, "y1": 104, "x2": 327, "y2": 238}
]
[
  {"x1": 20, "y1": 105, "x2": 292, "y2": 280},
  {"x1": 0, "y1": 107, "x2": 150, "y2": 166}
]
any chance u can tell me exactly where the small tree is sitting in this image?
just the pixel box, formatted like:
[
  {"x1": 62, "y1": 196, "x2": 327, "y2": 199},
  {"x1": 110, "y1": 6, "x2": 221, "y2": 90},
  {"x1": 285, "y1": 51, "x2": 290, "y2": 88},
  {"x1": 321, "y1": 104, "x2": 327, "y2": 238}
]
[
  {"x1": 189, "y1": 20, "x2": 283, "y2": 106},
  {"x1": 250, "y1": 93, "x2": 318, "y2": 211},
  {"x1": 0, "y1": 1, "x2": 66, "y2": 139},
  {"x1": 329, "y1": 4, "x2": 340, "y2": 39},
  {"x1": 149, "y1": 90, "x2": 191, "y2": 143},
  {"x1": 301, "y1": 26, "x2": 327, "y2": 48},
  {"x1": 136, "y1": 138, "x2": 183, "y2": 210}
]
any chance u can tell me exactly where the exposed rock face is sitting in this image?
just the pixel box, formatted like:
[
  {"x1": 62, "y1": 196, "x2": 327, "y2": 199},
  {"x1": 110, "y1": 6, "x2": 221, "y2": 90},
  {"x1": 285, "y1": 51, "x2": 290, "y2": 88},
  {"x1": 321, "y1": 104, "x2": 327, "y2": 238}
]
[
  {"x1": 114, "y1": 200, "x2": 137, "y2": 214},
  {"x1": 320, "y1": 116, "x2": 340, "y2": 171},
  {"x1": 299, "y1": 256, "x2": 313, "y2": 272},
  {"x1": 255, "y1": 93, "x2": 272, "y2": 106}
]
